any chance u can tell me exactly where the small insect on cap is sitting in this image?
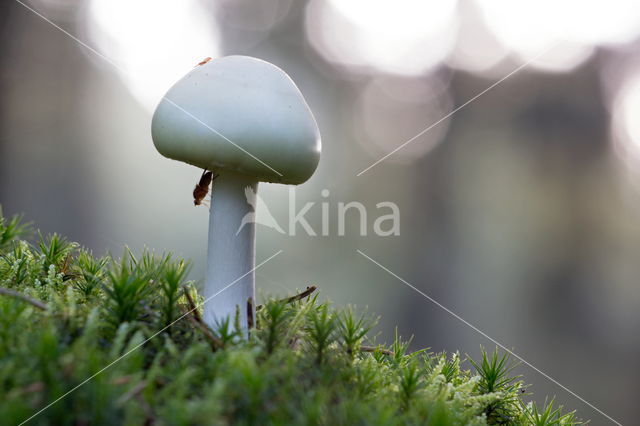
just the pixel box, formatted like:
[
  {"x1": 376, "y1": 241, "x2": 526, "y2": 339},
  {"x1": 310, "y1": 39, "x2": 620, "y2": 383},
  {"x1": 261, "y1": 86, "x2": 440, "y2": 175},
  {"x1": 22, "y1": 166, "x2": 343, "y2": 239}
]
[{"x1": 151, "y1": 56, "x2": 321, "y2": 184}]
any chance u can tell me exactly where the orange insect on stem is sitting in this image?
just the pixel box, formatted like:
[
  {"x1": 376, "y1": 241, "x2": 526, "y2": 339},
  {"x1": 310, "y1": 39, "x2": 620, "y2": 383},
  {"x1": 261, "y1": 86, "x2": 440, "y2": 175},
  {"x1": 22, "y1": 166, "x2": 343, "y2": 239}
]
[{"x1": 193, "y1": 170, "x2": 217, "y2": 206}]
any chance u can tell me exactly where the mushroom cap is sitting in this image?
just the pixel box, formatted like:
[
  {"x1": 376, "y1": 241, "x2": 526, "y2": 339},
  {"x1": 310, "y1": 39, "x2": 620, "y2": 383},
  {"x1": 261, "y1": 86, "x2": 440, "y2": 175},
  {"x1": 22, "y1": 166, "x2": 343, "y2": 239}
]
[{"x1": 151, "y1": 56, "x2": 321, "y2": 184}]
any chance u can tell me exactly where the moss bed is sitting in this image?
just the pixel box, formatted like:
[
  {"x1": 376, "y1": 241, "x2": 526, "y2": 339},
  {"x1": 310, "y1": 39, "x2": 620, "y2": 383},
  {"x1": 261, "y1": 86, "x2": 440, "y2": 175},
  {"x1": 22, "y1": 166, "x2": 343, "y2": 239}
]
[{"x1": 0, "y1": 211, "x2": 582, "y2": 425}]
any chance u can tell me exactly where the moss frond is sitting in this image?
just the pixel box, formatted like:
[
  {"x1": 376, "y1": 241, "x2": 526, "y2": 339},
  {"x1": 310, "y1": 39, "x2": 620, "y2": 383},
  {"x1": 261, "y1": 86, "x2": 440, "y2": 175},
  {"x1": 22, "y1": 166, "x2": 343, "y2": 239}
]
[{"x1": 0, "y1": 209, "x2": 584, "y2": 425}]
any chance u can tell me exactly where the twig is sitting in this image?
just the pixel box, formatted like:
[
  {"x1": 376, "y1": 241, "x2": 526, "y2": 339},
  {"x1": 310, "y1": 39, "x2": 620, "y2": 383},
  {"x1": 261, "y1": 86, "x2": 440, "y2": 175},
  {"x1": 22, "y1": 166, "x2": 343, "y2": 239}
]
[
  {"x1": 110, "y1": 376, "x2": 133, "y2": 386},
  {"x1": 0, "y1": 287, "x2": 48, "y2": 310},
  {"x1": 184, "y1": 290, "x2": 223, "y2": 349},
  {"x1": 360, "y1": 345, "x2": 394, "y2": 356},
  {"x1": 257, "y1": 285, "x2": 318, "y2": 311},
  {"x1": 184, "y1": 289, "x2": 202, "y2": 323},
  {"x1": 116, "y1": 380, "x2": 148, "y2": 405},
  {"x1": 188, "y1": 316, "x2": 223, "y2": 350},
  {"x1": 247, "y1": 297, "x2": 254, "y2": 329},
  {"x1": 283, "y1": 285, "x2": 317, "y2": 304},
  {"x1": 7, "y1": 381, "x2": 45, "y2": 399},
  {"x1": 21, "y1": 382, "x2": 44, "y2": 394}
]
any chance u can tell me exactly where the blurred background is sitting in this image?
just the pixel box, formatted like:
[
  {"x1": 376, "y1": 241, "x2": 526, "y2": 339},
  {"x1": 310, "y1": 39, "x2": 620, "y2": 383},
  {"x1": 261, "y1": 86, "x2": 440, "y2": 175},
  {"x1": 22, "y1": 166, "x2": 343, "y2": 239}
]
[{"x1": 1, "y1": 0, "x2": 640, "y2": 423}]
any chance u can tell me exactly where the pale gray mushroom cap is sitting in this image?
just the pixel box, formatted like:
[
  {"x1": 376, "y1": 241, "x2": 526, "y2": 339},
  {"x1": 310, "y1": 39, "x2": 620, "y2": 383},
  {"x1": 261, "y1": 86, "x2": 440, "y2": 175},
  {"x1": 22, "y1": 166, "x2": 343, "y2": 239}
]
[{"x1": 152, "y1": 56, "x2": 321, "y2": 184}]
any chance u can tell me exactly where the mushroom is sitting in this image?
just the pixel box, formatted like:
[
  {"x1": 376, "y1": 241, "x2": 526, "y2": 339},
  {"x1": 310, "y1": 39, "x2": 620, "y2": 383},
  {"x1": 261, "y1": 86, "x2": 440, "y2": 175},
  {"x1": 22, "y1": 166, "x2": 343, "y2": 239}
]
[{"x1": 151, "y1": 56, "x2": 321, "y2": 330}]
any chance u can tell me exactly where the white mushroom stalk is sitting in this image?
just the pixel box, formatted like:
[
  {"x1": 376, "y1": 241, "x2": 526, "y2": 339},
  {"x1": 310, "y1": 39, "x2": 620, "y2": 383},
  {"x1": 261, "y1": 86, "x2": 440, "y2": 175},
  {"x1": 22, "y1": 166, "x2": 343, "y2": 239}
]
[
  {"x1": 205, "y1": 172, "x2": 257, "y2": 329},
  {"x1": 151, "y1": 56, "x2": 321, "y2": 331}
]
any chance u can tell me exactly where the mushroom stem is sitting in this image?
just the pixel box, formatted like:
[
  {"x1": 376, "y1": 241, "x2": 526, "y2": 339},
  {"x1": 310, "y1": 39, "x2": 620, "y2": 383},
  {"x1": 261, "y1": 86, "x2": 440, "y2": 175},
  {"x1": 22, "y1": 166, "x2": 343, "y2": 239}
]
[{"x1": 203, "y1": 171, "x2": 257, "y2": 332}]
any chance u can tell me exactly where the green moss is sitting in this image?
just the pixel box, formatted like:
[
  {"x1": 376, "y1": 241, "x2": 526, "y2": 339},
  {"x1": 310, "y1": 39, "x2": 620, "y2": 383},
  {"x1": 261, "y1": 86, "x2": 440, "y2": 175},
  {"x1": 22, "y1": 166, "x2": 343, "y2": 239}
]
[{"x1": 0, "y1": 210, "x2": 582, "y2": 425}]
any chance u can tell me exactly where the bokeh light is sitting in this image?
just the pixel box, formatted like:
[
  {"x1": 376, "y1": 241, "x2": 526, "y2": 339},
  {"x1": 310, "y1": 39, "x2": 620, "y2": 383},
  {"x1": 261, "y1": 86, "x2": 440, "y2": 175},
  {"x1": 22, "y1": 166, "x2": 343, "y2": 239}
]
[
  {"x1": 305, "y1": 0, "x2": 458, "y2": 75},
  {"x1": 475, "y1": 0, "x2": 640, "y2": 72},
  {"x1": 354, "y1": 75, "x2": 452, "y2": 161},
  {"x1": 86, "y1": 0, "x2": 220, "y2": 110},
  {"x1": 446, "y1": 1, "x2": 509, "y2": 74},
  {"x1": 612, "y1": 72, "x2": 640, "y2": 171}
]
